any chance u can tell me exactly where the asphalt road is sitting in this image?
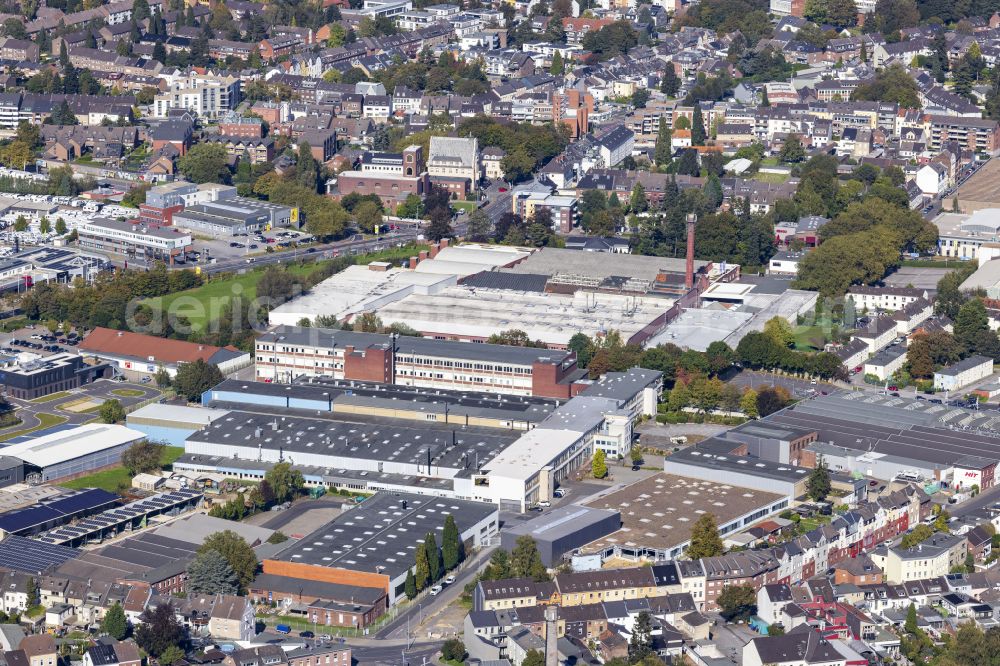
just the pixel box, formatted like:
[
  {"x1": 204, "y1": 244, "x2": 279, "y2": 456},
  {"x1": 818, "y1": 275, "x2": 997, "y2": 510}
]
[
  {"x1": 374, "y1": 544, "x2": 497, "y2": 641},
  {"x1": 0, "y1": 379, "x2": 161, "y2": 435},
  {"x1": 350, "y1": 640, "x2": 442, "y2": 666},
  {"x1": 727, "y1": 370, "x2": 841, "y2": 399}
]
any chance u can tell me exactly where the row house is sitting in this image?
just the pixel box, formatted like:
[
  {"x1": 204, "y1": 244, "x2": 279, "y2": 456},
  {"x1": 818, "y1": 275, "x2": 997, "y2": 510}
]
[{"x1": 202, "y1": 135, "x2": 275, "y2": 165}]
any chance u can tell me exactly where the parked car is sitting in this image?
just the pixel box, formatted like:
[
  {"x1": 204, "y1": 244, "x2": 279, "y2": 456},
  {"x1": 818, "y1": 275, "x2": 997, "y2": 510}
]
[
  {"x1": 299, "y1": 631, "x2": 314, "y2": 638},
  {"x1": 429, "y1": 585, "x2": 443, "y2": 596},
  {"x1": 553, "y1": 488, "x2": 566, "y2": 498},
  {"x1": 444, "y1": 575, "x2": 456, "y2": 585},
  {"x1": 275, "y1": 625, "x2": 291, "y2": 634}
]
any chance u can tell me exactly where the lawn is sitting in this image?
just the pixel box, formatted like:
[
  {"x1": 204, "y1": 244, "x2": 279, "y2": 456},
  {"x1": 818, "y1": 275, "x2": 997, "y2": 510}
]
[
  {"x1": 60, "y1": 446, "x2": 184, "y2": 492},
  {"x1": 142, "y1": 246, "x2": 421, "y2": 333},
  {"x1": 142, "y1": 264, "x2": 320, "y2": 334},
  {"x1": 0, "y1": 412, "x2": 66, "y2": 442},
  {"x1": 753, "y1": 171, "x2": 790, "y2": 184},
  {"x1": 111, "y1": 388, "x2": 146, "y2": 398},
  {"x1": 451, "y1": 200, "x2": 478, "y2": 213},
  {"x1": 31, "y1": 391, "x2": 73, "y2": 403}
]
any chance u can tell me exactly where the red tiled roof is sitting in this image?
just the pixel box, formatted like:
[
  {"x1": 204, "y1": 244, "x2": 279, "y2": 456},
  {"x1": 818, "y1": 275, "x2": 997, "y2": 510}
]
[{"x1": 80, "y1": 327, "x2": 236, "y2": 366}]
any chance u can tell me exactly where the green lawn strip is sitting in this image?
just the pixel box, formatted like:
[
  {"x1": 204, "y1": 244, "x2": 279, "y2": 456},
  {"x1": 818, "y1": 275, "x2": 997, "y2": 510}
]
[
  {"x1": 30, "y1": 391, "x2": 73, "y2": 403},
  {"x1": 111, "y1": 388, "x2": 146, "y2": 398},
  {"x1": 141, "y1": 247, "x2": 420, "y2": 333},
  {"x1": 60, "y1": 446, "x2": 184, "y2": 492},
  {"x1": 0, "y1": 412, "x2": 66, "y2": 442}
]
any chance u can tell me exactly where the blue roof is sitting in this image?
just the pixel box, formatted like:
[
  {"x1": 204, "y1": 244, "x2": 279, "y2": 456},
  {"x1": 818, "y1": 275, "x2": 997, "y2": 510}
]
[{"x1": 0, "y1": 488, "x2": 120, "y2": 535}]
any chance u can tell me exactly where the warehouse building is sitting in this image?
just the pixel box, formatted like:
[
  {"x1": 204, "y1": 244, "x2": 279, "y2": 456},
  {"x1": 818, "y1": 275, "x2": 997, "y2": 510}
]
[
  {"x1": 663, "y1": 440, "x2": 811, "y2": 499},
  {"x1": 768, "y1": 393, "x2": 1000, "y2": 490},
  {"x1": 260, "y1": 492, "x2": 498, "y2": 606},
  {"x1": 126, "y1": 404, "x2": 231, "y2": 446},
  {"x1": 204, "y1": 378, "x2": 557, "y2": 430},
  {"x1": 1, "y1": 424, "x2": 146, "y2": 483},
  {"x1": 583, "y1": 473, "x2": 788, "y2": 561},
  {"x1": 80, "y1": 327, "x2": 251, "y2": 379},
  {"x1": 171, "y1": 198, "x2": 297, "y2": 236},
  {"x1": 0, "y1": 488, "x2": 119, "y2": 537},
  {"x1": 254, "y1": 326, "x2": 586, "y2": 398},
  {"x1": 500, "y1": 504, "x2": 621, "y2": 567},
  {"x1": 934, "y1": 355, "x2": 994, "y2": 392}
]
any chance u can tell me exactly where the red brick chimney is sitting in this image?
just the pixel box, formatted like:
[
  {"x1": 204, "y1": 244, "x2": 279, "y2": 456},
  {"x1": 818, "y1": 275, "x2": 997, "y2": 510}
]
[{"x1": 685, "y1": 213, "x2": 696, "y2": 289}]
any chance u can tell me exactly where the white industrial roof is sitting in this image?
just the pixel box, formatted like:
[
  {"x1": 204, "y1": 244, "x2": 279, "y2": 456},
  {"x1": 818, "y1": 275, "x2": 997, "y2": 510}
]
[
  {"x1": 2, "y1": 423, "x2": 145, "y2": 467},
  {"x1": 268, "y1": 265, "x2": 455, "y2": 326},
  {"x1": 127, "y1": 403, "x2": 230, "y2": 425},
  {"x1": 483, "y1": 428, "x2": 583, "y2": 482}
]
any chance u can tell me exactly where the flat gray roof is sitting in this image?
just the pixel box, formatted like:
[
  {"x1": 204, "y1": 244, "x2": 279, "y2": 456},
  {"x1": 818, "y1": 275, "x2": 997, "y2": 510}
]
[
  {"x1": 187, "y1": 409, "x2": 520, "y2": 473},
  {"x1": 503, "y1": 504, "x2": 620, "y2": 543},
  {"x1": 503, "y1": 247, "x2": 707, "y2": 281},
  {"x1": 270, "y1": 492, "x2": 496, "y2": 579}
]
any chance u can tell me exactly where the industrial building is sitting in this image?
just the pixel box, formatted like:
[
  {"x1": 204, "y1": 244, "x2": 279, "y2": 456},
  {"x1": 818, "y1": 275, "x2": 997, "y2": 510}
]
[
  {"x1": 0, "y1": 353, "x2": 110, "y2": 400},
  {"x1": 266, "y1": 243, "x2": 530, "y2": 327},
  {"x1": 126, "y1": 404, "x2": 231, "y2": 446},
  {"x1": 171, "y1": 198, "x2": 297, "y2": 236},
  {"x1": 663, "y1": 440, "x2": 813, "y2": 499},
  {"x1": 583, "y1": 473, "x2": 789, "y2": 561},
  {"x1": 0, "y1": 488, "x2": 120, "y2": 537},
  {"x1": 1, "y1": 424, "x2": 146, "y2": 483},
  {"x1": 0, "y1": 535, "x2": 79, "y2": 575},
  {"x1": 80, "y1": 327, "x2": 251, "y2": 379},
  {"x1": 500, "y1": 504, "x2": 621, "y2": 567},
  {"x1": 767, "y1": 393, "x2": 1000, "y2": 490},
  {"x1": 205, "y1": 378, "x2": 557, "y2": 430},
  {"x1": 259, "y1": 492, "x2": 499, "y2": 606},
  {"x1": 254, "y1": 326, "x2": 586, "y2": 398},
  {"x1": 76, "y1": 217, "x2": 192, "y2": 265},
  {"x1": 179, "y1": 367, "x2": 660, "y2": 511}
]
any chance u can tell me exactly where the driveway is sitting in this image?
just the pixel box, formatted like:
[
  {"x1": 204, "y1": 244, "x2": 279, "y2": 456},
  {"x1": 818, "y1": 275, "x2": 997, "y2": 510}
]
[{"x1": 0, "y1": 379, "x2": 160, "y2": 435}]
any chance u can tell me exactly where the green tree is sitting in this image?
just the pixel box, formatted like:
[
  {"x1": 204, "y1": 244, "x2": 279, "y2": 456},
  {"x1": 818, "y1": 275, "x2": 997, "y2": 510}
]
[
  {"x1": 629, "y1": 611, "x2": 653, "y2": 662},
  {"x1": 630, "y1": 182, "x2": 648, "y2": 213},
  {"x1": 806, "y1": 456, "x2": 831, "y2": 502},
  {"x1": 424, "y1": 531, "x2": 442, "y2": 583},
  {"x1": 39, "y1": 217, "x2": 50, "y2": 235},
  {"x1": 101, "y1": 602, "x2": 128, "y2": 640},
  {"x1": 466, "y1": 208, "x2": 491, "y2": 242},
  {"x1": 740, "y1": 389, "x2": 759, "y2": 418},
  {"x1": 778, "y1": 134, "x2": 805, "y2": 163},
  {"x1": 99, "y1": 398, "x2": 126, "y2": 423},
  {"x1": 178, "y1": 143, "x2": 231, "y2": 184},
  {"x1": 153, "y1": 366, "x2": 171, "y2": 388},
  {"x1": 510, "y1": 535, "x2": 549, "y2": 581},
  {"x1": 295, "y1": 141, "x2": 319, "y2": 191},
  {"x1": 905, "y1": 603, "x2": 918, "y2": 634},
  {"x1": 414, "y1": 541, "x2": 430, "y2": 591},
  {"x1": 13, "y1": 216, "x2": 27, "y2": 232},
  {"x1": 266, "y1": 531, "x2": 288, "y2": 544},
  {"x1": 900, "y1": 523, "x2": 935, "y2": 548},
  {"x1": 159, "y1": 646, "x2": 185, "y2": 666},
  {"x1": 121, "y1": 440, "x2": 164, "y2": 475},
  {"x1": 54, "y1": 217, "x2": 67, "y2": 235},
  {"x1": 592, "y1": 448, "x2": 608, "y2": 478},
  {"x1": 852, "y1": 63, "x2": 920, "y2": 107},
  {"x1": 687, "y1": 513, "x2": 724, "y2": 559},
  {"x1": 955, "y1": 298, "x2": 990, "y2": 353},
  {"x1": 172, "y1": 358, "x2": 224, "y2": 401},
  {"x1": 630, "y1": 445, "x2": 643, "y2": 465},
  {"x1": 441, "y1": 639, "x2": 466, "y2": 662},
  {"x1": 717, "y1": 584, "x2": 757, "y2": 621},
  {"x1": 198, "y1": 530, "x2": 258, "y2": 592},
  {"x1": 265, "y1": 462, "x2": 304, "y2": 503},
  {"x1": 763, "y1": 316, "x2": 795, "y2": 348},
  {"x1": 550, "y1": 50, "x2": 564, "y2": 75},
  {"x1": 521, "y1": 650, "x2": 545, "y2": 666},
  {"x1": 405, "y1": 569, "x2": 417, "y2": 600},
  {"x1": 691, "y1": 106, "x2": 706, "y2": 146},
  {"x1": 442, "y1": 514, "x2": 462, "y2": 571},
  {"x1": 654, "y1": 116, "x2": 672, "y2": 167},
  {"x1": 661, "y1": 67, "x2": 680, "y2": 97},
  {"x1": 186, "y1": 548, "x2": 240, "y2": 595}
]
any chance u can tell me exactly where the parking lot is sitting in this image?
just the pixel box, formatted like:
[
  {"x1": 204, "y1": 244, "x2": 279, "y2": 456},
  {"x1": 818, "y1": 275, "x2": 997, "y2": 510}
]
[
  {"x1": 187, "y1": 228, "x2": 317, "y2": 265},
  {"x1": 1, "y1": 326, "x2": 82, "y2": 357}
]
